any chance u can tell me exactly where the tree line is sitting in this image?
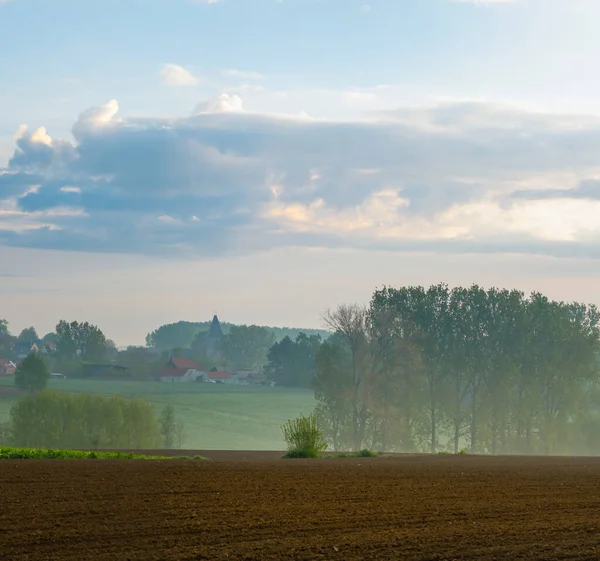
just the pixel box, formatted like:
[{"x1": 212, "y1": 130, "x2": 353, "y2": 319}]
[
  {"x1": 3, "y1": 317, "x2": 328, "y2": 378},
  {"x1": 4, "y1": 391, "x2": 185, "y2": 450},
  {"x1": 145, "y1": 320, "x2": 329, "y2": 353},
  {"x1": 313, "y1": 284, "x2": 600, "y2": 456}
]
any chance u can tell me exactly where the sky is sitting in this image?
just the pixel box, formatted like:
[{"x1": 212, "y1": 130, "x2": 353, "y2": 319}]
[{"x1": 2, "y1": 0, "x2": 600, "y2": 345}]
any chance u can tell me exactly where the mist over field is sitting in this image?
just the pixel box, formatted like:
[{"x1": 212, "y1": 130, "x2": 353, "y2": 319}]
[
  {"x1": 0, "y1": 283, "x2": 598, "y2": 457},
  {"x1": 1, "y1": 0, "x2": 600, "y2": 458}
]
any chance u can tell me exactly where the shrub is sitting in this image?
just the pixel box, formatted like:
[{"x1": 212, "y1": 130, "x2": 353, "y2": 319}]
[
  {"x1": 357, "y1": 449, "x2": 378, "y2": 458},
  {"x1": 282, "y1": 414, "x2": 327, "y2": 458},
  {"x1": 15, "y1": 353, "x2": 49, "y2": 394},
  {"x1": 0, "y1": 447, "x2": 172, "y2": 460},
  {"x1": 9, "y1": 391, "x2": 160, "y2": 449},
  {"x1": 329, "y1": 450, "x2": 378, "y2": 459}
]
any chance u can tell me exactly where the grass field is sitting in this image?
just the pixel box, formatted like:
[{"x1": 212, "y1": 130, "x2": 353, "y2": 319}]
[{"x1": 0, "y1": 378, "x2": 316, "y2": 450}]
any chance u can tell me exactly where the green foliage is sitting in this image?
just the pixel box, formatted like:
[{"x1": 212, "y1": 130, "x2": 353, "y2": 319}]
[
  {"x1": 42, "y1": 332, "x2": 58, "y2": 344},
  {"x1": 283, "y1": 449, "x2": 314, "y2": 458},
  {"x1": 331, "y1": 449, "x2": 379, "y2": 458},
  {"x1": 357, "y1": 449, "x2": 378, "y2": 457},
  {"x1": 313, "y1": 285, "x2": 600, "y2": 456},
  {"x1": 0, "y1": 378, "x2": 315, "y2": 450},
  {"x1": 282, "y1": 413, "x2": 327, "y2": 458},
  {"x1": 17, "y1": 327, "x2": 38, "y2": 342},
  {"x1": 15, "y1": 353, "x2": 49, "y2": 394},
  {"x1": 265, "y1": 333, "x2": 322, "y2": 388},
  {"x1": 9, "y1": 390, "x2": 160, "y2": 449},
  {"x1": 0, "y1": 319, "x2": 12, "y2": 357},
  {"x1": 145, "y1": 320, "x2": 329, "y2": 352},
  {"x1": 55, "y1": 320, "x2": 110, "y2": 362},
  {"x1": 0, "y1": 422, "x2": 10, "y2": 445},
  {"x1": 314, "y1": 341, "x2": 353, "y2": 451},
  {"x1": 111, "y1": 347, "x2": 163, "y2": 381},
  {"x1": 51, "y1": 357, "x2": 83, "y2": 378},
  {"x1": 159, "y1": 404, "x2": 176, "y2": 448},
  {"x1": 146, "y1": 321, "x2": 216, "y2": 351},
  {"x1": 0, "y1": 447, "x2": 175, "y2": 460},
  {"x1": 221, "y1": 325, "x2": 275, "y2": 371},
  {"x1": 268, "y1": 326, "x2": 330, "y2": 343}
]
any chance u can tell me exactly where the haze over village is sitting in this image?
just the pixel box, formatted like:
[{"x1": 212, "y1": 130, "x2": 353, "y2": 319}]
[{"x1": 3, "y1": 0, "x2": 600, "y2": 558}]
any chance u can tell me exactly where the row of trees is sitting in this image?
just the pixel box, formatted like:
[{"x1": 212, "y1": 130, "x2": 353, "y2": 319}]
[
  {"x1": 0, "y1": 322, "x2": 55, "y2": 359},
  {"x1": 6, "y1": 391, "x2": 185, "y2": 449},
  {"x1": 5, "y1": 317, "x2": 326, "y2": 379},
  {"x1": 190, "y1": 324, "x2": 276, "y2": 371},
  {"x1": 145, "y1": 320, "x2": 328, "y2": 353},
  {"x1": 265, "y1": 333, "x2": 322, "y2": 387},
  {"x1": 314, "y1": 285, "x2": 600, "y2": 456}
]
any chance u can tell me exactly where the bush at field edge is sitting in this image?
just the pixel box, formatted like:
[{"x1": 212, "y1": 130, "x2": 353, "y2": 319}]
[
  {"x1": 0, "y1": 447, "x2": 206, "y2": 460},
  {"x1": 281, "y1": 414, "x2": 327, "y2": 459}
]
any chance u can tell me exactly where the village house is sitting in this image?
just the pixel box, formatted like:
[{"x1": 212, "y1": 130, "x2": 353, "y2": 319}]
[
  {"x1": 0, "y1": 359, "x2": 16, "y2": 376},
  {"x1": 12, "y1": 339, "x2": 56, "y2": 360},
  {"x1": 206, "y1": 370, "x2": 232, "y2": 383},
  {"x1": 230, "y1": 370, "x2": 262, "y2": 385},
  {"x1": 13, "y1": 341, "x2": 40, "y2": 360},
  {"x1": 160, "y1": 357, "x2": 206, "y2": 383}
]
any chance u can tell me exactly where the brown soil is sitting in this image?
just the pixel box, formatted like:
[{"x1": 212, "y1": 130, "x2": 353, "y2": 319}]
[{"x1": 2, "y1": 454, "x2": 600, "y2": 560}]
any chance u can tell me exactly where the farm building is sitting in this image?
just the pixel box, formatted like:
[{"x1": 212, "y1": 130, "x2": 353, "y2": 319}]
[
  {"x1": 0, "y1": 359, "x2": 16, "y2": 376},
  {"x1": 206, "y1": 370, "x2": 232, "y2": 383},
  {"x1": 160, "y1": 357, "x2": 206, "y2": 383}
]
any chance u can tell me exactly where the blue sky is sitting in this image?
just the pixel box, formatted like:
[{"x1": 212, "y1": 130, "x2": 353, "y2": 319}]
[{"x1": 1, "y1": 0, "x2": 600, "y2": 345}]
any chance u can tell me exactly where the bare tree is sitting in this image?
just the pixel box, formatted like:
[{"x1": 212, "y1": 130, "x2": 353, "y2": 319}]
[{"x1": 323, "y1": 304, "x2": 370, "y2": 451}]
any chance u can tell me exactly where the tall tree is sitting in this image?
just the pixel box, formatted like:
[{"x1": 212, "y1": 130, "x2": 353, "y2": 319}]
[
  {"x1": 0, "y1": 319, "x2": 14, "y2": 357},
  {"x1": 159, "y1": 405, "x2": 177, "y2": 449},
  {"x1": 265, "y1": 336, "x2": 295, "y2": 386},
  {"x1": 221, "y1": 325, "x2": 275, "y2": 371},
  {"x1": 314, "y1": 340, "x2": 353, "y2": 451},
  {"x1": 15, "y1": 353, "x2": 49, "y2": 394},
  {"x1": 42, "y1": 332, "x2": 58, "y2": 344},
  {"x1": 367, "y1": 306, "x2": 426, "y2": 452},
  {"x1": 323, "y1": 304, "x2": 370, "y2": 451},
  {"x1": 17, "y1": 327, "x2": 38, "y2": 342},
  {"x1": 265, "y1": 333, "x2": 322, "y2": 387},
  {"x1": 55, "y1": 320, "x2": 109, "y2": 362}
]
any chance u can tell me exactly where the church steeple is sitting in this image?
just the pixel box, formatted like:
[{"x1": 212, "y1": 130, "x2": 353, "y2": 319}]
[{"x1": 208, "y1": 314, "x2": 223, "y2": 339}]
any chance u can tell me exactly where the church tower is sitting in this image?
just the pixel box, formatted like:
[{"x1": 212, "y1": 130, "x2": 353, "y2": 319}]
[{"x1": 204, "y1": 314, "x2": 224, "y2": 358}]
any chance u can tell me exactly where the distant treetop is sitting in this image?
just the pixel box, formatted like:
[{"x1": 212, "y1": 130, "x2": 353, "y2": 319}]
[{"x1": 145, "y1": 319, "x2": 329, "y2": 351}]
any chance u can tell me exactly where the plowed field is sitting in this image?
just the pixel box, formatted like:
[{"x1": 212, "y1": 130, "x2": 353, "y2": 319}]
[{"x1": 2, "y1": 454, "x2": 600, "y2": 560}]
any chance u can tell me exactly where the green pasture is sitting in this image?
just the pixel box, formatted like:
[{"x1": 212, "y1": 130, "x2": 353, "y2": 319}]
[{"x1": 0, "y1": 378, "x2": 316, "y2": 450}]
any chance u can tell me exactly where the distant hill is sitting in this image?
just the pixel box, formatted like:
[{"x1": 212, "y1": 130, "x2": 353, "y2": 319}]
[{"x1": 145, "y1": 320, "x2": 329, "y2": 351}]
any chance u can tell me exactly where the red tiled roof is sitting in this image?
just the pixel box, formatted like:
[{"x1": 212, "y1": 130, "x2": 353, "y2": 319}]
[
  {"x1": 170, "y1": 358, "x2": 204, "y2": 370},
  {"x1": 207, "y1": 371, "x2": 231, "y2": 380}
]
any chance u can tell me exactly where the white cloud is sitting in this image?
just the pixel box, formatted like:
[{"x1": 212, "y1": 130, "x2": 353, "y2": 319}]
[
  {"x1": 192, "y1": 93, "x2": 244, "y2": 114},
  {"x1": 159, "y1": 64, "x2": 199, "y2": 87},
  {"x1": 4, "y1": 97, "x2": 600, "y2": 260}
]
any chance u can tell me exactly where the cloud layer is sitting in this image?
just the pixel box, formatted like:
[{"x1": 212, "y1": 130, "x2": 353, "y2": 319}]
[{"x1": 2, "y1": 96, "x2": 600, "y2": 258}]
